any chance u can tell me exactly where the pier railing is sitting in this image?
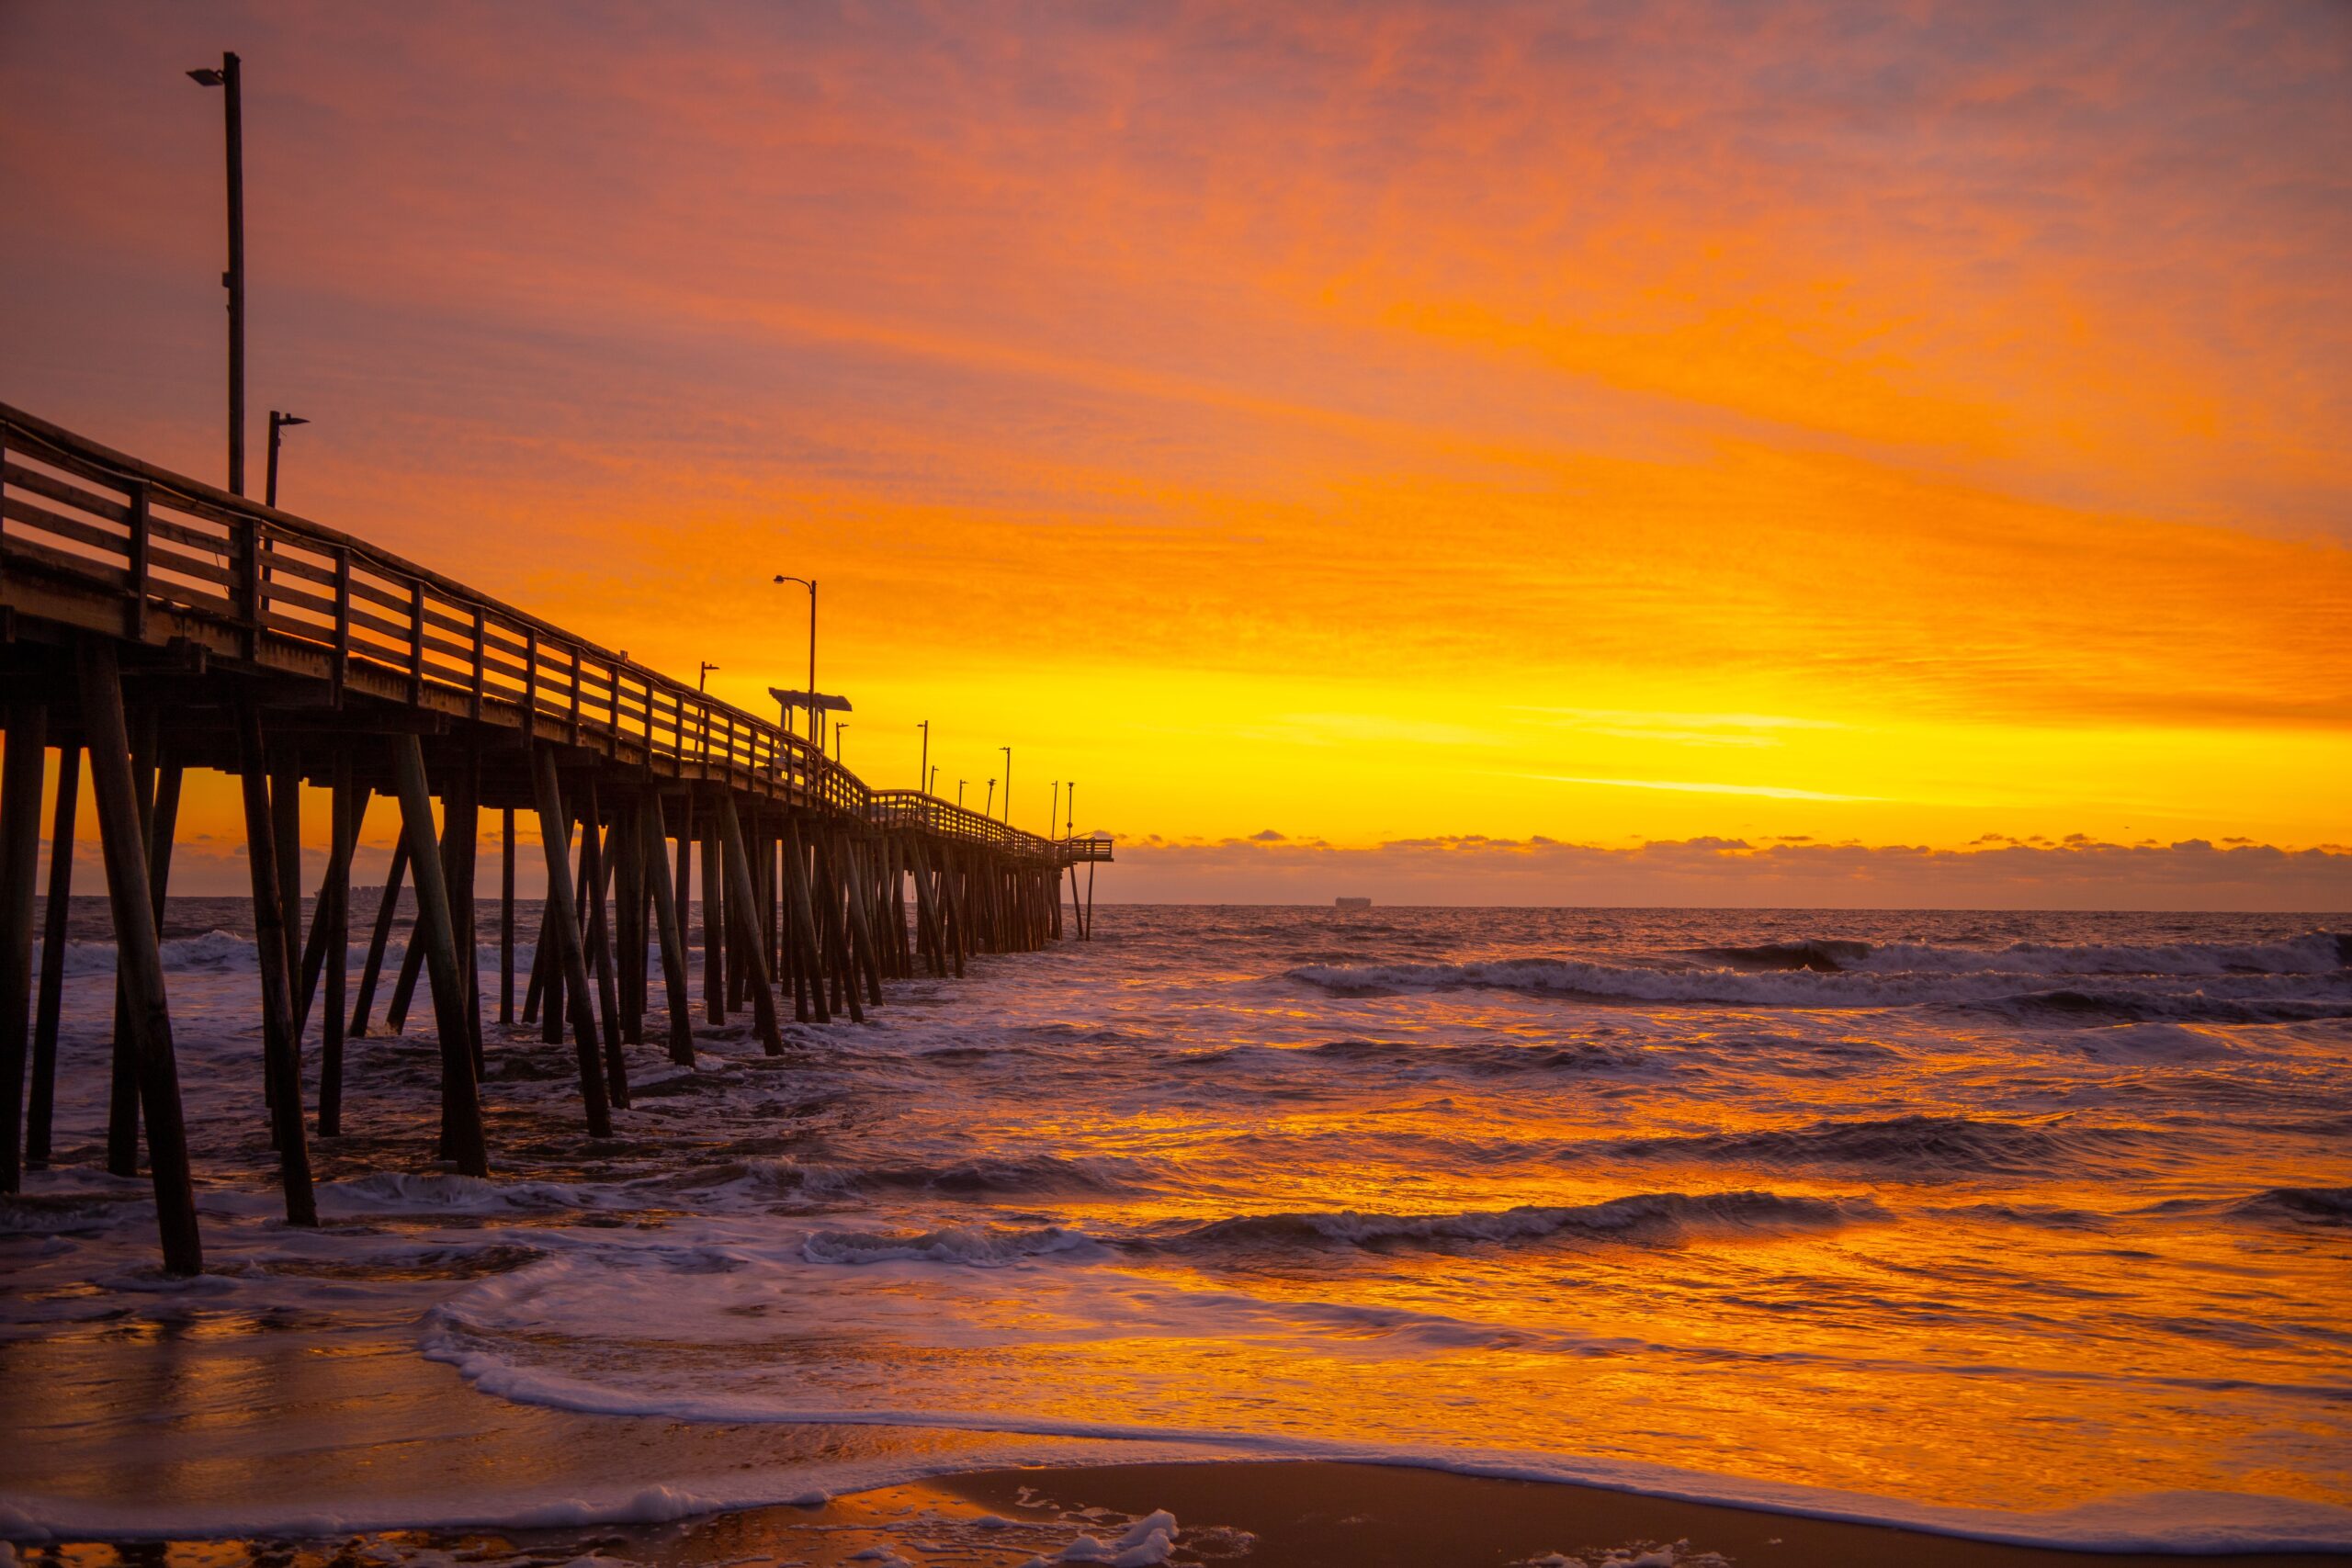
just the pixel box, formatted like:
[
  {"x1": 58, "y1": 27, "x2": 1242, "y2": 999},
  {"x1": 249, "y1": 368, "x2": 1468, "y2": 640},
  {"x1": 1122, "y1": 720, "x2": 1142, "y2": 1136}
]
[{"x1": 0, "y1": 402, "x2": 1084, "y2": 863}]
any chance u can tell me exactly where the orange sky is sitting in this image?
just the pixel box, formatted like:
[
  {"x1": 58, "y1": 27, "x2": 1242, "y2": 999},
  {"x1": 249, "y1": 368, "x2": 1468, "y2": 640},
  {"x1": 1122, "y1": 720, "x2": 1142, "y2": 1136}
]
[{"x1": 4, "y1": 3, "x2": 2347, "y2": 902}]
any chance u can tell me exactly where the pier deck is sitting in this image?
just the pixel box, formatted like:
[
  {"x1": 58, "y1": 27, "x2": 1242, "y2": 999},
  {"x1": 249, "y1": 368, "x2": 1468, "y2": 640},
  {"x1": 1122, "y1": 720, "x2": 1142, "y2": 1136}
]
[{"x1": 0, "y1": 400, "x2": 1110, "y2": 1271}]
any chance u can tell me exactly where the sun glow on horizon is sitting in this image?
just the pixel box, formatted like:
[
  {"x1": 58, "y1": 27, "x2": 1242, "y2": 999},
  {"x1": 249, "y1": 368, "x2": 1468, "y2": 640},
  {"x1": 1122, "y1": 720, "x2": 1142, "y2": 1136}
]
[{"x1": 4, "y1": 2, "x2": 2347, "y2": 901}]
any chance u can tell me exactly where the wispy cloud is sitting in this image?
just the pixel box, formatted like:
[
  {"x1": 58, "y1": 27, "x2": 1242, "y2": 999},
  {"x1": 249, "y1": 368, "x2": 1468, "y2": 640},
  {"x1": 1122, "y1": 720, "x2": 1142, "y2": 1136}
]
[
  {"x1": 1104, "y1": 834, "x2": 2352, "y2": 911},
  {"x1": 1514, "y1": 773, "x2": 1883, "y2": 803}
]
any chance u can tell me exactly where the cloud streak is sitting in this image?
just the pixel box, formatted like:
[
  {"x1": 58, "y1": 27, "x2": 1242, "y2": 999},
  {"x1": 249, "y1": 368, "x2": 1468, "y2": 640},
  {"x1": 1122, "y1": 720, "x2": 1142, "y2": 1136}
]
[{"x1": 1109, "y1": 834, "x2": 2352, "y2": 911}]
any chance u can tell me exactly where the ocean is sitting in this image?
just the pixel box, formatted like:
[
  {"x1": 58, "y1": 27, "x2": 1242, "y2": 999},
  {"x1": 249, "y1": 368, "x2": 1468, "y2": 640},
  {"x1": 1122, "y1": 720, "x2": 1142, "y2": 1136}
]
[{"x1": 3, "y1": 901, "x2": 2349, "y2": 1552}]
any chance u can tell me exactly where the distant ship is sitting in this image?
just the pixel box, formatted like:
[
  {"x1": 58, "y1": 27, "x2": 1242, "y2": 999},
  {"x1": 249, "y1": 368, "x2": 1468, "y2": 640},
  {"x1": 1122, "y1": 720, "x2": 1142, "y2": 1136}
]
[{"x1": 1334, "y1": 897, "x2": 1372, "y2": 909}]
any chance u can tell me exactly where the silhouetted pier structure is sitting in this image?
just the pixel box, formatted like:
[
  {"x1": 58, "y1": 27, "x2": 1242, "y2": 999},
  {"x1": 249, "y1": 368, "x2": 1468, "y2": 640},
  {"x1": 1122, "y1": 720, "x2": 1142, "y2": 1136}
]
[{"x1": 0, "y1": 401, "x2": 1112, "y2": 1272}]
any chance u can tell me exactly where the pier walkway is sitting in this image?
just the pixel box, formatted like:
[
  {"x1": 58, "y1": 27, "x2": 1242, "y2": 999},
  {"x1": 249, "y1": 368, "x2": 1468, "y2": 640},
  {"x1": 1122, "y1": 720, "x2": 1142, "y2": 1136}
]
[{"x1": 0, "y1": 400, "x2": 1111, "y2": 1272}]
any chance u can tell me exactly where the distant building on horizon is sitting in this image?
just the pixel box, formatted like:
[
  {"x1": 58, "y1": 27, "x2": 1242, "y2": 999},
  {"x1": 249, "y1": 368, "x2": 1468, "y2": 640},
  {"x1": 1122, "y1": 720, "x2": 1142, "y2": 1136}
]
[{"x1": 1335, "y1": 897, "x2": 1372, "y2": 909}]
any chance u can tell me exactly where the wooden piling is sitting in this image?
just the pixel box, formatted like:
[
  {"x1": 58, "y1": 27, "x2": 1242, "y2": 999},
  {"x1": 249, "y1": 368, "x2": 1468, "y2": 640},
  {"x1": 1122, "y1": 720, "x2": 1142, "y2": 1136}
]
[
  {"x1": 842, "y1": 837, "x2": 884, "y2": 1008},
  {"x1": 641, "y1": 794, "x2": 695, "y2": 1066},
  {"x1": 1, "y1": 701, "x2": 47, "y2": 1193},
  {"x1": 700, "y1": 807, "x2": 725, "y2": 1024},
  {"x1": 295, "y1": 770, "x2": 368, "y2": 1039},
  {"x1": 28, "y1": 742, "x2": 77, "y2": 1168},
  {"x1": 529, "y1": 746, "x2": 611, "y2": 1138},
  {"x1": 349, "y1": 834, "x2": 408, "y2": 1037},
  {"x1": 78, "y1": 641, "x2": 200, "y2": 1274},
  {"x1": 445, "y1": 749, "x2": 482, "y2": 1075},
  {"x1": 269, "y1": 739, "x2": 302, "y2": 988},
  {"x1": 385, "y1": 890, "x2": 426, "y2": 1033},
  {"x1": 390, "y1": 734, "x2": 489, "y2": 1176},
  {"x1": 579, "y1": 776, "x2": 628, "y2": 1109},
  {"x1": 233, "y1": 702, "x2": 319, "y2": 1224},
  {"x1": 499, "y1": 807, "x2": 515, "y2": 1025},
  {"x1": 615, "y1": 794, "x2": 645, "y2": 1045},
  {"x1": 780, "y1": 816, "x2": 830, "y2": 1025},
  {"x1": 715, "y1": 793, "x2": 784, "y2": 1055},
  {"x1": 105, "y1": 713, "x2": 158, "y2": 1178},
  {"x1": 318, "y1": 757, "x2": 356, "y2": 1137}
]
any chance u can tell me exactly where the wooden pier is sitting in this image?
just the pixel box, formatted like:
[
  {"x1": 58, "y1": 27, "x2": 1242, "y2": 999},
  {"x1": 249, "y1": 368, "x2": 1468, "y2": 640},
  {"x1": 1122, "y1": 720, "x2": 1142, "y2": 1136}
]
[{"x1": 0, "y1": 400, "x2": 1112, "y2": 1273}]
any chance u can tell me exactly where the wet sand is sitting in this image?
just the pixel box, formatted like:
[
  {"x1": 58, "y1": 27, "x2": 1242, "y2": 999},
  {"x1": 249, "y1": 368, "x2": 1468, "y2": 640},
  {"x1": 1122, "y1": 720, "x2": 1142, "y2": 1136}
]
[{"x1": 19, "y1": 1461, "x2": 2350, "y2": 1568}]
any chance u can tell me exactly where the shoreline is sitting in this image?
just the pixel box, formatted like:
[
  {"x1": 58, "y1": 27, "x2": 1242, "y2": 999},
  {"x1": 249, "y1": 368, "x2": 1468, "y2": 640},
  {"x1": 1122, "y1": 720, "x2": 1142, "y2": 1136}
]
[
  {"x1": 11, "y1": 1461, "x2": 2352, "y2": 1567},
  {"x1": 4, "y1": 1319, "x2": 2348, "y2": 1560}
]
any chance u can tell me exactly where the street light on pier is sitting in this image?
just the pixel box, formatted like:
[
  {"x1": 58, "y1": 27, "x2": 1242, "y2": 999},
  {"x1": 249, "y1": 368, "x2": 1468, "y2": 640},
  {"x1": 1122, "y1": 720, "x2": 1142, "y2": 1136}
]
[
  {"x1": 1051, "y1": 781, "x2": 1061, "y2": 840},
  {"x1": 187, "y1": 51, "x2": 245, "y2": 494},
  {"x1": 918, "y1": 720, "x2": 929, "y2": 793},
  {"x1": 834, "y1": 722, "x2": 848, "y2": 763},
  {"x1": 772, "y1": 574, "x2": 818, "y2": 741},
  {"x1": 985, "y1": 778, "x2": 996, "y2": 818},
  {"x1": 1001, "y1": 746, "x2": 1012, "y2": 823},
  {"x1": 266, "y1": 411, "x2": 307, "y2": 508}
]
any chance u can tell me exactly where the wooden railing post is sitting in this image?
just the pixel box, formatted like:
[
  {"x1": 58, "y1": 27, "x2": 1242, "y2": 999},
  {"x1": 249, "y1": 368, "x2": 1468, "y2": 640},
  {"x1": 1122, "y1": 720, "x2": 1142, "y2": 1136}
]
[
  {"x1": 242, "y1": 514, "x2": 265, "y2": 660},
  {"x1": 407, "y1": 579, "x2": 426, "y2": 705},
  {"x1": 522, "y1": 626, "x2": 539, "y2": 741},
  {"x1": 469, "y1": 605, "x2": 486, "y2": 721},
  {"x1": 125, "y1": 480, "x2": 151, "y2": 643},
  {"x1": 332, "y1": 545, "x2": 351, "y2": 705},
  {"x1": 568, "y1": 642, "x2": 582, "y2": 745}
]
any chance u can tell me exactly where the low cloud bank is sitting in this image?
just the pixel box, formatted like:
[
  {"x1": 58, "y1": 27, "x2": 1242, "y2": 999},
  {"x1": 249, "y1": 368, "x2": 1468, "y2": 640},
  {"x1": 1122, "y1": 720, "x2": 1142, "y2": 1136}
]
[{"x1": 1099, "y1": 834, "x2": 2352, "y2": 910}]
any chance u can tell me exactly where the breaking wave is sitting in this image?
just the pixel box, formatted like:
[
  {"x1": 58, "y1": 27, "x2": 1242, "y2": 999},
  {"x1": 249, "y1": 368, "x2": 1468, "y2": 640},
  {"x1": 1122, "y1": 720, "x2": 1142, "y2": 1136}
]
[
  {"x1": 2229, "y1": 1187, "x2": 2352, "y2": 1227},
  {"x1": 1694, "y1": 931, "x2": 2348, "y2": 976},
  {"x1": 1173, "y1": 1190, "x2": 1886, "y2": 1252},
  {"x1": 1285, "y1": 953, "x2": 2352, "y2": 1016},
  {"x1": 799, "y1": 1224, "x2": 1106, "y2": 1267},
  {"x1": 1589, "y1": 1114, "x2": 2161, "y2": 1179}
]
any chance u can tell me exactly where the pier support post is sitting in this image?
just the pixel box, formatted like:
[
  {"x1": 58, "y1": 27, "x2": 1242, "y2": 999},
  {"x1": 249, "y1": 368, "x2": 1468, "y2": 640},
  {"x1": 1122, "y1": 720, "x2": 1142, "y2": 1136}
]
[
  {"x1": 296, "y1": 770, "x2": 368, "y2": 1039},
  {"x1": 270, "y1": 740, "x2": 302, "y2": 988},
  {"x1": 614, "y1": 794, "x2": 641, "y2": 1044},
  {"x1": 350, "y1": 835, "x2": 407, "y2": 1037},
  {"x1": 106, "y1": 713, "x2": 159, "y2": 1176},
  {"x1": 28, "y1": 743, "x2": 78, "y2": 1168},
  {"x1": 390, "y1": 735, "x2": 489, "y2": 1176},
  {"x1": 234, "y1": 702, "x2": 319, "y2": 1224},
  {"x1": 825, "y1": 834, "x2": 865, "y2": 1023},
  {"x1": 715, "y1": 793, "x2": 784, "y2": 1055},
  {"x1": 446, "y1": 750, "x2": 482, "y2": 1075},
  {"x1": 700, "y1": 807, "x2": 724, "y2": 1023},
  {"x1": 579, "y1": 777, "x2": 628, "y2": 1108},
  {"x1": 641, "y1": 794, "x2": 695, "y2": 1066},
  {"x1": 842, "y1": 838, "x2": 883, "y2": 1008},
  {"x1": 499, "y1": 807, "x2": 515, "y2": 1025},
  {"x1": 529, "y1": 746, "x2": 611, "y2": 1137},
  {"x1": 318, "y1": 757, "x2": 357, "y2": 1136},
  {"x1": 780, "y1": 816, "x2": 829, "y2": 1025},
  {"x1": 385, "y1": 886, "x2": 426, "y2": 1032},
  {"x1": 1, "y1": 702, "x2": 47, "y2": 1193},
  {"x1": 79, "y1": 642, "x2": 200, "y2": 1274}
]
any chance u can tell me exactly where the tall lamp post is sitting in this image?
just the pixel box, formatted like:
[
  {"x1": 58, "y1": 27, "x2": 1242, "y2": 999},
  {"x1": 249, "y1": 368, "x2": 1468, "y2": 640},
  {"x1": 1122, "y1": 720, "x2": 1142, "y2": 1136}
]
[
  {"x1": 834, "y1": 722, "x2": 848, "y2": 764},
  {"x1": 772, "y1": 575, "x2": 817, "y2": 742},
  {"x1": 984, "y1": 778, "x2": 995, "y2": 818},
  {"x1": 957, "y1": 779, "x2": 967, "y2": 808},
  {"x1": 1050, "y1": 781, "x2": 1061, "y2": 840},
  {"x1": 929, "y1": 765, "x2": 939, "y2": 795},
  {"x1": 266, "y1": 411, "x2": 307, "y2": 508},
  {"x1": 1000, "y1": 746, "x2": 1012, "y2": 823},
  {"x1": 187, "y1": 51, "x2": 245, "y2": 495},
  {"x1": 917, "y1": 720, "x2": 929, "y2": 794}
]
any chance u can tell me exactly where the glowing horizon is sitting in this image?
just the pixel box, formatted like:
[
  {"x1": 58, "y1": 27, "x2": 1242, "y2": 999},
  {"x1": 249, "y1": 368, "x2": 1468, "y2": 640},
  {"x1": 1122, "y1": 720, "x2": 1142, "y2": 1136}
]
[{"x1": 5, "y1": 2, "x2": 2346, "y2": 904}]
